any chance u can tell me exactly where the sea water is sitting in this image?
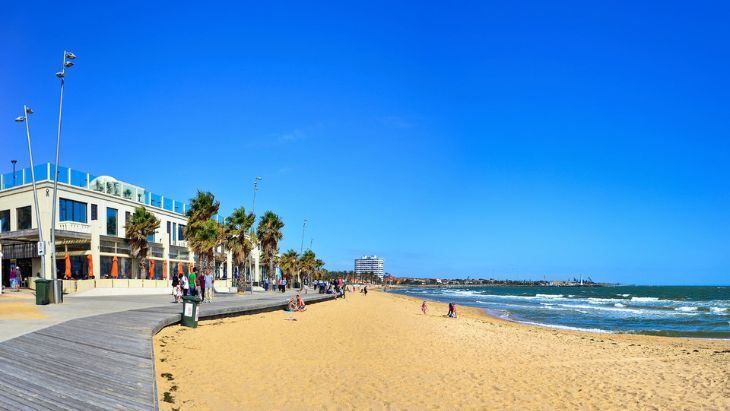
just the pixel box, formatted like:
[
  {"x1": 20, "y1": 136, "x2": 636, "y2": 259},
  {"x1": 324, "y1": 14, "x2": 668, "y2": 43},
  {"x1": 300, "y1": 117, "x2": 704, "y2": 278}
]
[{"x1": 391, "y1": 285, "x2": 730, "y2": 338}]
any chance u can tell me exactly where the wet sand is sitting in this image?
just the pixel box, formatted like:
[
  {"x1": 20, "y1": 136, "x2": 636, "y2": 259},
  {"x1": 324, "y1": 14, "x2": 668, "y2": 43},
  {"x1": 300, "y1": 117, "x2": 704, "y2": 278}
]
[{"x1": 154, "y1": 289, "x2": 730, "y2": 410}]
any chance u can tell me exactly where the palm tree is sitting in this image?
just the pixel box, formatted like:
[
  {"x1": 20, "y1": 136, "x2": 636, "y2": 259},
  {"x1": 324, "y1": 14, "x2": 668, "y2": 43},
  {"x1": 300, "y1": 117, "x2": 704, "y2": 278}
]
[
  {"x1": 280, "y1": 249, "x2": 299, "y2": 286},
  {"x1": 224, "y1": 206, "x2": 256, "y2": 292},
  {"x1": 125, "y1": 207, "x2": 160, "y2": 279},
  {"x1": 299, "y1": 249, "x2": 316, "y2": 284},
  {"x1": 184, "y1": 191, "x2": 220, "y2": 271},
  {"x1": 256, "y1": 211, "x2": 284, "y2": 287}
]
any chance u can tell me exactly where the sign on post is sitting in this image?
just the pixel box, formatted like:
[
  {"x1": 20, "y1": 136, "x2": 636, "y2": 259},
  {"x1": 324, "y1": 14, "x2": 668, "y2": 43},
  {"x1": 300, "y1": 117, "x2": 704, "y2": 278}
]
[{"x1": 37, "y1": 241, "x2": 45, "y2": 256}]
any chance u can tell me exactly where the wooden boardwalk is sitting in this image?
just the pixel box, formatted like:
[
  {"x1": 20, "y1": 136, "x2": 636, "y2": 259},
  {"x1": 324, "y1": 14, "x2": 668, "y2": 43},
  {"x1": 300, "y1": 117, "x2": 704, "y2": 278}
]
[{"x1": 0, "y1": 293, "x2": 334, "y2": 410}]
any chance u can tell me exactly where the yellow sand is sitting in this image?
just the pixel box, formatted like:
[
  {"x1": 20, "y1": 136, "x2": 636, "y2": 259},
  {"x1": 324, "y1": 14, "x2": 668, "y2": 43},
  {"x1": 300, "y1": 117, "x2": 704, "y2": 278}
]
[
  {"x1": 0, "y1": 301, "x2": 47, "y2": 320},
  {"x1": 155, "y1": 290, "x2": 730, "y2": 410}
]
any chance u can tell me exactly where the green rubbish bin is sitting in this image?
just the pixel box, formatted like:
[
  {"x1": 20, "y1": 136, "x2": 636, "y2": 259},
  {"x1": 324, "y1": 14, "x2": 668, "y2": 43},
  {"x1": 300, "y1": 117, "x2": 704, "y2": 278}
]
[
  {"x1": 181, "y1": 296, "x2": 201, "y2": 328},
  {"x1": 35, "y1": 279, "x2": 51, "y2": 305}
]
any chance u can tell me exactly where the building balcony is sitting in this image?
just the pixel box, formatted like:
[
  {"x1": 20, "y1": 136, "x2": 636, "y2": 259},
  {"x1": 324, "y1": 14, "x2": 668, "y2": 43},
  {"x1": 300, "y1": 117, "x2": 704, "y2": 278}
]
[{"x1": 57, "y1": 221, "x2": 91, "y2": 234}]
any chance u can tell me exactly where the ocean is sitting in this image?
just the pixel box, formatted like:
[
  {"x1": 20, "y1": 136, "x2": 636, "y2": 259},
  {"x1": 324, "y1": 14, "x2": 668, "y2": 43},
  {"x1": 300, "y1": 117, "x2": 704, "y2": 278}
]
[{"x1": 390, "y1": 285, "x2": 730, "y2": 339}]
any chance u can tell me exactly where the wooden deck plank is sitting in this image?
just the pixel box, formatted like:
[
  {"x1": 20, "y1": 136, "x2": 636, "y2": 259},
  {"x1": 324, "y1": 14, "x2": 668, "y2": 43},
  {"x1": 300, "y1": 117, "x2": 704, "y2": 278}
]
[{"x1": 0, "y1": 293, "x2": 335, "y2": 410}]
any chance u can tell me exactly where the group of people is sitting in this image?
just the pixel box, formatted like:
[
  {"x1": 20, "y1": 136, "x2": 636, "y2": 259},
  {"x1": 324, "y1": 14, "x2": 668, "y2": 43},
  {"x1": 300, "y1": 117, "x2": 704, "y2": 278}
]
[
  {"x1": 313, "y1": 279, "x2": 357, "y2": 298},
  {"x1": 171, "y1": 267, "x2": 214, "y2": 303},
  {"x1": 286, "y1": 294, "x2": 307, "y2": 312},
  {"x1": 420, "y1": 301, "x2": 458, "y2": 318},
  {"x1": 263, "y1": 277, "x2": 288, "y2": 293}
]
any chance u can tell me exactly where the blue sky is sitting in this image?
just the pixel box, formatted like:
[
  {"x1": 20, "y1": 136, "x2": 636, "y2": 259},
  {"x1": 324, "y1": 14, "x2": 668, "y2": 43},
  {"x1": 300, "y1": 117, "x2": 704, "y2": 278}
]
[{"x1": 2, "y1": 1, "x2": 729, "y2": 284}]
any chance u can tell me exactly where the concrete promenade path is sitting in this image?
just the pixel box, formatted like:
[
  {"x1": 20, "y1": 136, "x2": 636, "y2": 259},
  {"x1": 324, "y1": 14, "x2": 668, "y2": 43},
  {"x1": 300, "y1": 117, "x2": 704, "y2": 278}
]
[{"x1": 0, "y1": 290, "x2": 334, "y2": 410}]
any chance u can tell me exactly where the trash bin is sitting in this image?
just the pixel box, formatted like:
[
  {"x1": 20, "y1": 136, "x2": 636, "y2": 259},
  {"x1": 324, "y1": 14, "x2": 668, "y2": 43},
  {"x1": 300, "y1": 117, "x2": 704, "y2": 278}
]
[
  {"x1": 181, "y1": 295, "x2": 201, "y2": 328},
  {"x1": 35, "y1": 279, "x2": 51, "y2": 305}
]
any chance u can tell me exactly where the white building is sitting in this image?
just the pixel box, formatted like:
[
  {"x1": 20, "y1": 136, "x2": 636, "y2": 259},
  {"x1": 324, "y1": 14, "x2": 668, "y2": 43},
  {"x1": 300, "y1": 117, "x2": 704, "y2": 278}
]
[
  {"x1": 0, "y1": 163, "x2": 264, "y2": 291},
  {"x1": 354, "y1": 255, "x2": 384, "y2": 279}
]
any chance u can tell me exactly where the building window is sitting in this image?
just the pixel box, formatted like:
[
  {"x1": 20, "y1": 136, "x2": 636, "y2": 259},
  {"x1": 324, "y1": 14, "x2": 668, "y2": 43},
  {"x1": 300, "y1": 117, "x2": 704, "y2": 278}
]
[
  {"x1": 166, "y1": 221, "x2": 171, "y2": 245},
  {"x1": 148, "y1": 233, "x2": 155, "y2": 243},
  {"x1": 107, "y1": 208, "x2": 118, "y2": 236},
  {"x1": 91, "y1": 204, "x2": 98, "y2": 220},
  {"x1": 125, "y1": 211, "x2": 131, "y2": 226},
  {"x1": 172, "y1": 222, "x2": 177, "y2": 242},
  {"x1": 17, "y1": 206, "x2": 32, "y2": 230},
  {"x1": 178, "y1": 224, "x2": 185, "y2": 241},
  {"x1": 59, "y1": 198, "x2": 87, "y2": 223},
  {"x1": 0, "y1": 209, "x2": 9, "y2": 232}
]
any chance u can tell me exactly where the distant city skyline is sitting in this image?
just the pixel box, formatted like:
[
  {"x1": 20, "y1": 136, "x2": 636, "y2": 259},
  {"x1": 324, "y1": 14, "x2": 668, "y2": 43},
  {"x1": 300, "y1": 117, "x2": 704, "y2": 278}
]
[{"x1": 2, "y1": 2, "x2": 728, "y2": 285}]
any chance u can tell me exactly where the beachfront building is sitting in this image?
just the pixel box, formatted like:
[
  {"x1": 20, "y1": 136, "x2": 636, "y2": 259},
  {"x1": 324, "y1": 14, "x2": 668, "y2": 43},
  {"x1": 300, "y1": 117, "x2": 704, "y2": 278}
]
[
  {"x1": 0, "y1": 163, "x2": 264, "y2": 292},
  {"x1": 354, "y1": 255, "x2": 384, "y2": 279}
]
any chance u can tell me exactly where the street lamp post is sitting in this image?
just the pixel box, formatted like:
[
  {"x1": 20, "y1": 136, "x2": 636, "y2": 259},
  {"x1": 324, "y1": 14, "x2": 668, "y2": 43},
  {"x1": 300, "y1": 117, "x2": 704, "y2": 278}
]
[
  {"x1": 49, "y1": 50, "x2": 76, "y2": 304},
  {"x1": 298, "y1": 219, "x2": 307, "y2": 288},
  {"x1": 11, "y1": 160, "x2": 17, "y2": 186},
  {"x1": 249, "y1": 176, "x2": 261, "y2": 294},
  {"x1": 15, "y1": 106, "x2": 47, "y2": 283},
  {"x1": 300, "y1": 219, "x2": 307, "y2": 253}
]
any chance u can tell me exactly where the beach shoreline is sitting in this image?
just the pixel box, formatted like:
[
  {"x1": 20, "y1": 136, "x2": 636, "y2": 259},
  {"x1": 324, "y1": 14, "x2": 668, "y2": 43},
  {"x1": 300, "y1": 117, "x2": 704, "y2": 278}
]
[
  {"x1": 387, "y1": 288, "x2": 729, "y2": 343},
  {"x1": 386, "y1": 285, "x2": 730, "y2": 340},
  {"x1": 155, "y1": 289, "x2": 730, "y2": 410}
]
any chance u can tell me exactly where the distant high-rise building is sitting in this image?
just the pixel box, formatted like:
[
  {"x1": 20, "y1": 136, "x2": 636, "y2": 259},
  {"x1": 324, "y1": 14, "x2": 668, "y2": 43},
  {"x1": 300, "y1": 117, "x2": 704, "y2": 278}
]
[{"x1": 354, "y1": 255, "x2": 384, "y2": 278}]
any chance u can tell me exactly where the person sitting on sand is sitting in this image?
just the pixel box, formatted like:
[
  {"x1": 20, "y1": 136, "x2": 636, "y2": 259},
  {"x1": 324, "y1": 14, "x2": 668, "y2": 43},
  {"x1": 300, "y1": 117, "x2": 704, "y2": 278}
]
[
  {"x1": 287, "y1": 298, "x2": 297, "y2": 312},
  {"x1": 422, "y1": 301, "x2": 428, "y2": 315},
  {"x1": 296, "y1": 294, "x2": 306, "y2": 311}
]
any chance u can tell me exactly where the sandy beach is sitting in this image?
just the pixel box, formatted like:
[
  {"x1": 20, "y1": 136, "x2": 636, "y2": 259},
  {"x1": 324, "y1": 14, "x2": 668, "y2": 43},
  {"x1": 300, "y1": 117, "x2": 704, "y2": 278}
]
[{"x1": 154, "y1": 289, "x2": 730, "y2": 410}]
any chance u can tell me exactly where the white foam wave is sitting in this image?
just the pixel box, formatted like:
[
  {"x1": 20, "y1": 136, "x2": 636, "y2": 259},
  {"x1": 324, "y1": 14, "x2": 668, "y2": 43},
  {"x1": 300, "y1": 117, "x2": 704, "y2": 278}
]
[
  {"x1": 555, "y1": 303, "x2": 644, "y2": 315},
  {"x1": 614, "y1": 303, "x2": 626, "y2": 308},
  {"x1": 631, "y1": 297, "x2": 659, "y2": 302},
  {"x1": 710, "y1": 307, "x2": 728, "y2": 314},
  {"x1": 675, "y1": 306, "x2": 698, "y2": 312},
  {"x1": 617, "y1": 294, "x2": 631, "y2": 297},
  {"x1": 519, "y1": 321, "x2": 612, "y2": 334},
  {"x1": 535, "y1": 294, "x2": 564, "y2": 299},
  {"x1": 587, "y1": 297, "x2": 622, "y2": 304}
]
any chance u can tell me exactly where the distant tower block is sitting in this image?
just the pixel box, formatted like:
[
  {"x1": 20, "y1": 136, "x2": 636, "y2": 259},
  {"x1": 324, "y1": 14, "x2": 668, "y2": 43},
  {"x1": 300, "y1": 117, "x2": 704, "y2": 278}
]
[{"x1": 354, "y1": 255, "x2": 384, "y2": 279}]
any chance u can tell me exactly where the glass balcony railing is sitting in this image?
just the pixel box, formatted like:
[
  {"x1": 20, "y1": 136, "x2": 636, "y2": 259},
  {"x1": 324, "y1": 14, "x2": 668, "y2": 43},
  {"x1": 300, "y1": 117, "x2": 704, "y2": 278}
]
[{"x1": 0, "y1": 163, "x2": 188, "y2": 216}]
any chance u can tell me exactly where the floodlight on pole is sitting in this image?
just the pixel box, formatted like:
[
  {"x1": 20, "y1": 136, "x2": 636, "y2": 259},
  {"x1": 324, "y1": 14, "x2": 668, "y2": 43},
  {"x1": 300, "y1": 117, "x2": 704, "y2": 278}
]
[
  {"x1": 16, "y1": 105, "x2": 47, "y2": 284},
  {"x1": 50, "y1": 49, "x2": 76, "y2": 304}
]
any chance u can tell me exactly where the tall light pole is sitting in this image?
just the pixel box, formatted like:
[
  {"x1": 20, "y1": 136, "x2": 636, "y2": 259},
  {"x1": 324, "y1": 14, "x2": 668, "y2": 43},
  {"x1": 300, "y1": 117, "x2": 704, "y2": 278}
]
[
  {"x1": 300, "y1": 219, "x2": 307, "y2": 253},
  {"x1": 249, "y1": 176, "x2": 261, "y2": 293},
  {"x1": 11, "y1": 160, "x2": 17, "y2": 186},
  {"x1": 49, "y1": 50, "x2": 76, "y2": 304},
  {"x1": 15, "y1": 106, "x2": 47, "y2": 283}
]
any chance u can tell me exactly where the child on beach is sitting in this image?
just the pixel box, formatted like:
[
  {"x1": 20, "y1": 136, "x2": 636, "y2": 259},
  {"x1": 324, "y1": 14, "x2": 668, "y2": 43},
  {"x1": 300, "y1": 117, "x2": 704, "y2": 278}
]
[
  {"x1": 421, "y1": 301, "x2": 428, "y2": 315},
  {"x1": 448, "y1": 303, "x2": 458, "y2": 318}
]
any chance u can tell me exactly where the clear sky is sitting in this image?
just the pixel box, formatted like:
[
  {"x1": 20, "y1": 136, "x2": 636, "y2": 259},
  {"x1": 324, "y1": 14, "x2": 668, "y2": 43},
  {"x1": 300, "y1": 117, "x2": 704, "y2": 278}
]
[{"x1": 2, "y1": 1, "x2": 729, "y2": 285}]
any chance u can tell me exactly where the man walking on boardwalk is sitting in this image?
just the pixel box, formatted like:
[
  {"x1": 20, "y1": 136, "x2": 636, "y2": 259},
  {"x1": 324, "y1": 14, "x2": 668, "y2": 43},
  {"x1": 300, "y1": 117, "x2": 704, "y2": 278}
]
[{"x1": 204, "y1": 269, "x2": 214, "y2": 303}]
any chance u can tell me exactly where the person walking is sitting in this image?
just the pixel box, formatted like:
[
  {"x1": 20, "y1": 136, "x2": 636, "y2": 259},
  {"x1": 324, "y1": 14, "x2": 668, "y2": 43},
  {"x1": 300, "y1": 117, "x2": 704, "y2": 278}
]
[
  {"x1": 189, "y1": 267, "x2": 198, "y2": 298},
  {"x1": 281, "y1": 277, "x2": 287, "y2": 293},
  {"x1": 198, "y1": 269, "x2": 206, "y2": 303},
  {"x1": 181, "y1": 273, "x2": 189, "y2": 296},
  {"x1": 171, "y1": 272, "x2": 180, "y2": 302},
  {"x1": 204, "y1": 269, "x2": 214, "y2": 303},
  {"x1": 9, "y1": 267, "x2": 17, "y2": 292},
  {"x1": 421, "y1": 301, "x2": 428, "y2": 315}
]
